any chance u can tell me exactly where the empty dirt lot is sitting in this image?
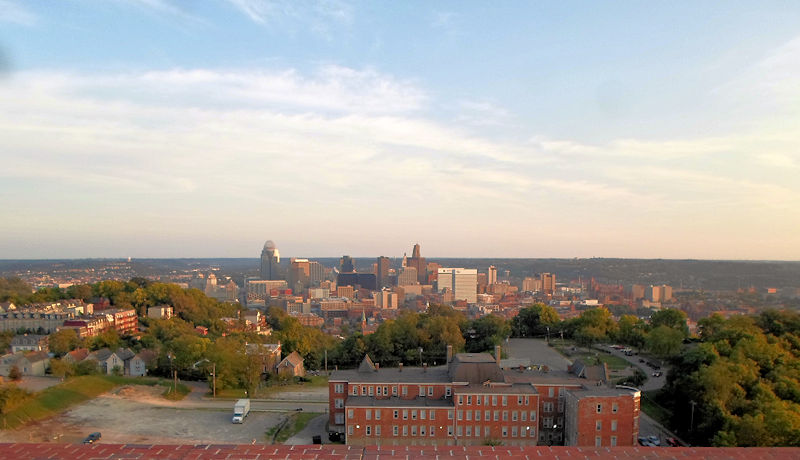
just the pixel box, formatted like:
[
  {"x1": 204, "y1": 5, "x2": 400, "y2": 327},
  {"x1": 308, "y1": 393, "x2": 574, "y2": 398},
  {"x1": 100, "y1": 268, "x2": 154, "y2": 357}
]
[{"x1": 0, "y1": 385, "x2": 285, "y2": 445}]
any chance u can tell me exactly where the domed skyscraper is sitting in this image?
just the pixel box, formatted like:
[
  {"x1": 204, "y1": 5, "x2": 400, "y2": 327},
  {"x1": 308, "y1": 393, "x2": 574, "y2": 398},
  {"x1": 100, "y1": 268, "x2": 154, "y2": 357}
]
[{"x1": 260, "y1": 240, "x2": 281, "y2": 280}]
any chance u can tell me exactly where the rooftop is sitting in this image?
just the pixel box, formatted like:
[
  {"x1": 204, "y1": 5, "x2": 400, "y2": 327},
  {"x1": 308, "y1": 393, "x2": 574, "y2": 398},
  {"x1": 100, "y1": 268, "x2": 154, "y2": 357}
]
[
  {"x1": 1, "y1": 443, "x2": 796, "y2": 459},
  {"x1": 330, "y1": 365, "x2": 452, "y2": 384},
  {"x1": 345, "y1": 396, "x2": 454, "y2": 408}
]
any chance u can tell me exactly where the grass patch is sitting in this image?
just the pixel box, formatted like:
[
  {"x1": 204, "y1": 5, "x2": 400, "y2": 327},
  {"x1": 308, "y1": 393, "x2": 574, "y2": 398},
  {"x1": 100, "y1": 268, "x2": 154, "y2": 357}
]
[
  {"x1": 640, "y1": 390, "x2": 672, "y2": 426},
  {"x1": 268, "y1": 412, "x2": 322, "y2": 444},
  {"x1": 163, "y1": 382, "x2": 191, "y2": 401},
  {"x1": 214, "y1": 375, "x2": 329, "y2": 399}
]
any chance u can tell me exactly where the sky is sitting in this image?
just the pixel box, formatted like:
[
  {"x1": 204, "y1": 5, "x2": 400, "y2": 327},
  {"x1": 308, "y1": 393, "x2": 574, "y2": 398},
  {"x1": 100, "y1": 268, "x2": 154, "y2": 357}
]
[{"x1": 1, "y1": 1, "x2": 800, "y2": 260}]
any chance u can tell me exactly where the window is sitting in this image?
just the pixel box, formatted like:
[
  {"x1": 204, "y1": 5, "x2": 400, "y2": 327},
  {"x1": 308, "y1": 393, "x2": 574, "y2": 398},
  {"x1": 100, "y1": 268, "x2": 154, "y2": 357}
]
[
  {"x1": 352, "y1": 386, "x2": 358, "y2": 396},
  {"x1": 393, "y1": 410, "x2": 399, "y2": 419},
  {"x1": 366, "y1": 426, "x2": 371, "y2": 436},
  {"x1": 466, "y1": 411, "x2": 471, "y2": 421},
  {"x1": 393, "y1": 426, "x2": 399, "y2": 436},
  {"x1": 428, "y1": 386, "x2": 433, "y2": 396},
  {"x1": 335, "y1": 413, "x2": 344, "y2": 424},
  {"x1": 520, "y1": 427, "x2": 526, "y2": 437},
  {"x1": 518, "y1": 395, "x2": 522, "y2": 405},
  {"x1": 419, "y1": 386, "x2": 425, "y2": 397},
  {"x1": 543, "y1": 417, "x2": 553, "y2": 428},
  {"x1": 421, "y1": 426, "x2": 426, "y2": 436},
  {"x1": 430, "y1": 425, "x2": 435, "y2": 436},
  {"x1": 335, "y1": 398, "x2": 343, "y2": 408},
  {"x1": 595, "y1": 436, "x2": 602, "y2": 447},
  {"x1": 512, "y1": 426, "x2": 518, "y2": 437},
  {"x1": 457, "y1": 426, "x2": 462, "y2": 437},
  {"x1": 484, "y1": 395, "x2": 489, "y2": 405},
  {"x1": 446, "y1": 386, "x2": 451, "y2": 397},
  {"x1": 611, "y1": 420, "x2": 617, "y2": 432},
  {"x1": 448, "y1": 426, "x2": 453, "y2": 436},
  {"x1": 543, "y1": 402, "x2": 554, "y2": 412},
  {"x1": 493, "y1": 410, "x2": 499, "y2": 421},
  {"x1": 512, "y1": 411, "x2": 518, "y2": 421},
  {"x1": 475, "y1": 426, "x2": 480, "y2": 437},
  {"x1": 458, "y1": 395, "x2": 463, "y2": 405},
  {"x1": 457, "y1": 410, "x2": 463, "y2": 421},
  {"x1": 475, "y1": 410, "x2": 481, "y2": 421},
  {"x1": 348, "y1": 425, "x2": 354, "y2": 435},
  {"x1": 492, "y1": 396, "x2": 498, "y2": 406},
  {"x1": 412, "y1": 410, "x2": 417, "y2": 420},
  {"x1": 502, "y1": 396, "x2": 507, "y2": 406},
  {"x1": 485, "y1": 426, "x2": 490, "y2": 437},
  {"x1": 524, "y1": 396, "x2": 530, "y2": 405},
  {"x1": 466, "y1": 426, "x2": 472, "y2": 437},
  {"x1": 393, "y1": 386, "x2": 398, "y2": 396},
  {"x1": 611, "y1": 436, "x2": 617, "y2": 446},
  {"x1": 502, "y1": 426, "x2": 508, "y2": 437},
  {"x1": 502, "y1": 411, "x2": 508, "y2": 421},
  {"x1": 384, "y1": 386, "x2": 388, "y2": 395},
  {"x1": 347, "y1": 409, "x2": 354, "y2": 419},
  {"x1": 368, "y1": 386, "x2": 374, "y2": 396},
  {"x1": 558, "y1": 399, "x2": 564, "y2": 412},
  {"x1": 430, "y1": 410, "x2": 435, "y2": 420},
  {"x1": 376, "y1": 410, "x2": 381, "y2": 420},
  {"x1": 530, "y1": 411, "x2": 537, "y2": 421},
  {"x1": 485, "y1": 410, "x2": 490, "y2": 421},
  {"x1": 366, "y1": 409, "x2": 371, "y2": 420},
  {"x1": 403, "y1": 410, "x2": 408, "y2": 420},
  {"x1": 402, "y1": 386, "x2": 408, "y2": 396},
  {"x1": 335, "y1": 383, "x2": 344, "y2": 393},
  {"x1": 376, "y1": 426, "x2": 381, "y2": 436},
  {"x1": 411, "y1": 426, "x2": 417, "y2": 436},
  {"x1": 362, "y1": 386, "x2": 367, "y2": 396},
  {"x1": 403, "y1": 426, "x2": 408, "y2": 436},
  {"x1": 467, "y1": 395, "x2": 472, "y2": 405},
  {"x1": 421, "y1": 410, "x2": 426, "y2": 420},
  {"x1": 448, "y1": 410, "x2": 454, "y2": 420},
  {"x1": 612, "y1": 403, "x2": 618, "y2": 414},
  {"x1": 376, "y1": 386, "x2": 382, "y2": 396},
  {"x1": 596, "y1": 403, "x2": 602, "y2": 413},
  {"x1": 477, "y1": 396, "x2": 481, "y2": 405},
  {"x1": 521, "y1": 411, "x2": 526, "y2": 421},
  {"x1": 548, "y1": 387, "x2": 554, "y2": 397}
]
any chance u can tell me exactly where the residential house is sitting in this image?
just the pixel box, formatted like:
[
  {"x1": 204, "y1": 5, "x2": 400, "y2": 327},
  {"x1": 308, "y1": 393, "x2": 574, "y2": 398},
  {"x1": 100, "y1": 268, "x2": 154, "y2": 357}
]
[
  {"x1": 62, "y1": 348, "x2": 89, "y2": 364},
  {"x1": 0, "y1": 351, "x2": 49, "y2": 376},
  {"x1": 276, "y1": 351, "x2": 305, "y2": 378},
  {"x1": 10, "y1": 334, "x2": 49, "y2": 353},
  {"x1": 245, "y1": 343, "x2": 282, "y2": 375}
]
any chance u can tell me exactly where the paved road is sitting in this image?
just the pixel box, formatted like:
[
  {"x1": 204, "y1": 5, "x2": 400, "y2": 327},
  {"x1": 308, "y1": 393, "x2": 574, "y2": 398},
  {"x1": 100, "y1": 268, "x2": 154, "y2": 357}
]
[
  {"x1": 597, "y1": 345, "x2": 667, "y2": 392},
  {"x1": 285, "y1": 414, "x2": 328, "y2": 445}
]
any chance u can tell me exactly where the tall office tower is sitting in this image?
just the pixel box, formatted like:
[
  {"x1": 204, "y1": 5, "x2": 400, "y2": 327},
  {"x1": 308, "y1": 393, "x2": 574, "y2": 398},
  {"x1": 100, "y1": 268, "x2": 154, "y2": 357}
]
[
  {"x1": 288, "y1": 258, "x2": 311, "y2": 292},
  {"x1": 397, "y1": 266, "x2": 418, "y2": 286},
  {"x1": 260, "y1": 240, "x2": 281, "y2": 280},
  {"x1": 646, "y1": 285, "x2": 663, "y2": 302},
  {"x1": 437, "y1": 268, "x2": 478, "y2": 303},
  {"x1": 340, "y1": 255, "x2": 356, "y2": 273},
  {"x1": 488, "y1": 265, "x2": 498, "y2": 285},
  {"x1": 522, "y1": 277, "x2": 539, "y2": 292},
  {"x1": 630, "y1": 284, "x2": 646, "y2": 301},
  {"x1": 540, "y1": 272, "x2": 556, "y2": 295},
  {"x1": 406, "y1": 243, "x2": 427, "y2": 284},
  {"x1": 661, "y1": 285, "x2": 673, "y2": 301},
  {"x1": 308, "y1": 261, "x2": 324, "y2": 285},
  {"x1": 376, "y1": 256, "x2": 390, "y2": 288}
]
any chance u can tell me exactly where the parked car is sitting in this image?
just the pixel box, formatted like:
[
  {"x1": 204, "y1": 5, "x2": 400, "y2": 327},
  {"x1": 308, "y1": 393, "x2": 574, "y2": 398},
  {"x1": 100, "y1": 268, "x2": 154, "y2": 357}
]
[
  {"x1": 638, "y1": 436, "x2": 655, "y2": 446},
  {"x1": 82, "y1": 432, "x2": 101, "y2": 444},
  {"x1": 666, "y1": 437, "x2": 679, "y2": 447},
  {"x1": 652, "y1": 371, "x2": 663, "y2": 377},
  {"x1": 647, "y1": 435, "x2": 661, "y2": 446}
]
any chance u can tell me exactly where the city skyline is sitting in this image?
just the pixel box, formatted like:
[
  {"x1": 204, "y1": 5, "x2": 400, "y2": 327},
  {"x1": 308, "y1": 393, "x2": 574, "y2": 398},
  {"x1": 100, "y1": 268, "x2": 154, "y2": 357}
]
[{"x1": 2, "y1": 2, "x2": 800, "y2": 260}]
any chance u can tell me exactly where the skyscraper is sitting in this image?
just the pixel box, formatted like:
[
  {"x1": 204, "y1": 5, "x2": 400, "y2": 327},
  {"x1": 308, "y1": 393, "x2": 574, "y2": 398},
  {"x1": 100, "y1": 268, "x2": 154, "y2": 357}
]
[
  {"x1": 260, "y1": 240, "x2": 281, "y2": 280},
  {"x1": 376, "y1": 256, "x2": 390, "y2": 288},
  {"x1": 340, "y1": 255, "x2": 356, "y2": 273},
  {"x1": 488, "y1": 265, "x2": 497, "y2": 285},
  {"x1": 437, "y1": 268, "x2": 478, "y2": 303},
  {"x1": 406, "y1": 243, "x2": 427, "y2": 284}
]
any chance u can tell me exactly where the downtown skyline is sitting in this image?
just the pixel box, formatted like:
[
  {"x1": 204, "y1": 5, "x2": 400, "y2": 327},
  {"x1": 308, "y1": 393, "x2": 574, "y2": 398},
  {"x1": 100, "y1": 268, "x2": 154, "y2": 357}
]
[{"x1": 1, "y1": 1, "x2": 800, "y2": 260}]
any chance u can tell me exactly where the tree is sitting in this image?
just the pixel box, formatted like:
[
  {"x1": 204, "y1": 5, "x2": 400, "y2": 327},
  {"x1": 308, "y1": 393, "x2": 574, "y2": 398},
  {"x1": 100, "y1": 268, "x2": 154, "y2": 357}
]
[
  {"x1": 49, "y1": 358, "x2": 75, "y2": 379},
  {"x1": 90, "y1": 328, "x2": 120, "y2": 351},
  {"x1": 464, "y1": 315, "x2": 510, "y2": 353},
  {"x1": 8, "y1": 365, "x2": 22, "y2": 381},
  {"x1": 650, "y1": 309, "x2": 689, "y2": 337},
  {"x1": 646, "y1": 325, "x2": 683, "y2": 357},
  {"x1": 618, "y1": 315, "x2": 647, "y2": 349},
  {"x1": 573, "y1": 307, "x2": 618, "y2": 346},
  {"x1": 511, "y1": 303, "x2": 560, "y2": 338},
  {"x1": 49, "y1": 329, "x2": 82, "y2": 356}
]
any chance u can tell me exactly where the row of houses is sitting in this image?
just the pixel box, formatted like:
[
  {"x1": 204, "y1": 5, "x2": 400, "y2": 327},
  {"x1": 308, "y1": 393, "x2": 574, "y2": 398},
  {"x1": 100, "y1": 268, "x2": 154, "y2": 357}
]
[{"x1": 0, "y1": 347, "x2": 156, "y2": 378}]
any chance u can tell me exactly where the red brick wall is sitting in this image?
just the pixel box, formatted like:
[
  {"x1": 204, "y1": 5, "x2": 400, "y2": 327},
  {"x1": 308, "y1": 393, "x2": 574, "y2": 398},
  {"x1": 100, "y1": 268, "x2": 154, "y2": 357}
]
[{"x1": 573, "y1": 395, "x2": 639, "y2": 446}]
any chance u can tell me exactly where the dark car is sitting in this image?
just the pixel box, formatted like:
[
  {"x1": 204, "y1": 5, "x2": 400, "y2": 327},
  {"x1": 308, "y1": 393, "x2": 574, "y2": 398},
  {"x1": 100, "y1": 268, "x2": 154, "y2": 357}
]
[
  {"x1": 82, "y1": 432, "x2": 101, "y2": 444},
  {"x1": 666, "y1": 437, "x2": 680, "y2": 447}
]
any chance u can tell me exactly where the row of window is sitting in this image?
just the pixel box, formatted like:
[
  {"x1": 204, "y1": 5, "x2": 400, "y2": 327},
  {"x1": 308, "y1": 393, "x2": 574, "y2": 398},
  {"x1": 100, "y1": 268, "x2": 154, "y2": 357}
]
[
  {"x1": 345, "y1": 384, "x2": 450, "y2": 398},
  {"x1": 542, "y1": 401, "x2": 565, "y2": 412},
  {"x1": 596, "y1": 403, "x2": 619, "y2": 414},
  {"x1": 455, "y1": 394, "x2": 532, "y2": 407},
  {"x1": 347, "y1": 424, "x2": 536, "y2": 439},
  {"x1": 347, "y1": 408, "x2": 438, "y2": 420},
  {"x1": 454, "y1": 410, "x2": 537, "y2": 423},
  {"x1": 596, "y1": 435, "x2": 618, "y2": 446},
  {"x1": 595, "y1": 420, "x2": 618, "y2": 431}
]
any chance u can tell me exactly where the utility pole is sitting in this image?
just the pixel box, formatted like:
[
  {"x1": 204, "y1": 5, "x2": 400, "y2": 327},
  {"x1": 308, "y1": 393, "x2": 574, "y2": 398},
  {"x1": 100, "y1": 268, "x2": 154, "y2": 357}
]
[
  {"x1": 546, "y1": 326, "x2": 550, "y2": 343},
  {"x1": 690, "y1": 400, "x2": 696, "y2": 432},
  {"x1": 212, "y1": 363, "x2": 216, "y2": 398},
  {"x1": 324, "y1": 349, "x2": 328, "y2": 376},
  {"x1": 173, "y1": 370, "x2": 177, "y2": 394}
]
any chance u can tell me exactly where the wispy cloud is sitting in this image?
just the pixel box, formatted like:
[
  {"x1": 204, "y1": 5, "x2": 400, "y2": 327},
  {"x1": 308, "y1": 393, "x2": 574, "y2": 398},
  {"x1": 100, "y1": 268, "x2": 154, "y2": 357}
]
[
  {"x1": 226, "y1": 0, "x2": 353, "y2": 38},
  {"x1": 0, "y1": 0, "x2": 36, "y2": 25}
]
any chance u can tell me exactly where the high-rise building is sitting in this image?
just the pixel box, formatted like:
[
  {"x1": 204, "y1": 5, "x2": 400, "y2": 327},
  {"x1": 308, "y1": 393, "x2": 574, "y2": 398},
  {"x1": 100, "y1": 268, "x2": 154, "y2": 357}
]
[
  {"x1": 406, "y1": 243, "x2": 427, "y2": 284},
  {"x1": 288, "y1": 258, "x2": 311, "y2": 293},
  {"x1": 437, "y1": 268, "x2": 478, "y2": 303},
  {"x1": 309, "y1": 261, "x2": 325, "y2": 286},
  {"x1": 397, "y1": 266, "x2": 418, "y2": 286},
  {"x1": 488, "y1": 265, "x2": 498, "y2": 285},
  {"x1": 630, "y1": 284, "x2": 646, "y2": 301},
  {"x1": 646, "y1": 285, "x2": 662, "y2": 302},
  {"x1": 376, "y1": 256, "x2": 390, "y2": 288},
  {"x1": 340, "y1": 255, "x2": 356, "y2": 273},
  {"x1": 540, "y1": 273, "x2": 556, "y2": 295},
  {"x1": 260, "y1": 240, "x2": 281, "y2": 280}
]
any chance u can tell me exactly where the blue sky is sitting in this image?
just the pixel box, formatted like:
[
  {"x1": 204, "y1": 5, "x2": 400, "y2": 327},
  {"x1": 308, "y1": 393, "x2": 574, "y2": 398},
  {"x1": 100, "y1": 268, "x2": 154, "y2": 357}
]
[{"x1": 1, "y1": 1, "x2": 799, "y2": 259}]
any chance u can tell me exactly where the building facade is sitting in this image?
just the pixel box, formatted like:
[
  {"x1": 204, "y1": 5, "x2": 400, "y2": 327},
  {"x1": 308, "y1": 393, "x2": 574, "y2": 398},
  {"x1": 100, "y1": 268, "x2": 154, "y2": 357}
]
[{"x1": 437, "y1": 268, "x2": 478, "y2": 304}]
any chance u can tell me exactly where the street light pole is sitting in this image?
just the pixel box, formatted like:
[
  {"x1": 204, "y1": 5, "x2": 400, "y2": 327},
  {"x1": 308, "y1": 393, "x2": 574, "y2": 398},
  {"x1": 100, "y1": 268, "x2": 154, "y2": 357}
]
[
  {"x1": 689, "y1": 400, "x2": 696, "y2": 432},
  {"x1": 212, "y1": 363, "x2": 216, "y2": 398}
]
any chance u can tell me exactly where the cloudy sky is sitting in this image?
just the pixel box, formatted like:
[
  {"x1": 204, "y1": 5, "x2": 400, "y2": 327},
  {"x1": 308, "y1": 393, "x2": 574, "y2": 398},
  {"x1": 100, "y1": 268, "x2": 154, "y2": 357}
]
[{"x1": 1, "y1": 1, "x2": 799, "y2": 260}]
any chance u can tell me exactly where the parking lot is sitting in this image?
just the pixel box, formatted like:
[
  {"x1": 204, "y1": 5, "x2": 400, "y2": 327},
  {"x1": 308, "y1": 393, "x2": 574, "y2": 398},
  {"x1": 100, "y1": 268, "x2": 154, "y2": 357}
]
[
  {"x1": 505, "y1": 338, "x2": 571, "y2": 371},
  {"x1": 0, "y1": 385, "x2": 285, "y2": 445}
]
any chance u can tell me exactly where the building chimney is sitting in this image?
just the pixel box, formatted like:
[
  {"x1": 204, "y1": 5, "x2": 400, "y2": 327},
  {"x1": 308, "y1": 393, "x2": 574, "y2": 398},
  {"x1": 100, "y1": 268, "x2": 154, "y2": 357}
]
[
  {"x1": 375, "y1": 363, "x2": 380, "y2": 371},
  {"x1": 447, "y1": 345, "x2": 453, "y2": 364},
  {"x1": 495, "y1": 345, "x2": 501, "y2": 366},
  {"x1": 399, "y1": 363, "x2": 403, "y2": 372}
]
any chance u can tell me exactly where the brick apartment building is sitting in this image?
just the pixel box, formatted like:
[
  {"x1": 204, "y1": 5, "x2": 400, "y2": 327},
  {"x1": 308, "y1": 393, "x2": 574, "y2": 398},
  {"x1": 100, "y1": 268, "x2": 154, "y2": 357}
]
[{"x1": 329, "y1": 346, "x2": 639, "y2": 447}]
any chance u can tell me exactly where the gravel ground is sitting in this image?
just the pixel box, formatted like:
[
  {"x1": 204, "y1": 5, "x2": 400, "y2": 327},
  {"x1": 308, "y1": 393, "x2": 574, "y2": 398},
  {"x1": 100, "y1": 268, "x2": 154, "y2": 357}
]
[{"x1": 0, "y1": 385, "x2": 284, "y2": 445}]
